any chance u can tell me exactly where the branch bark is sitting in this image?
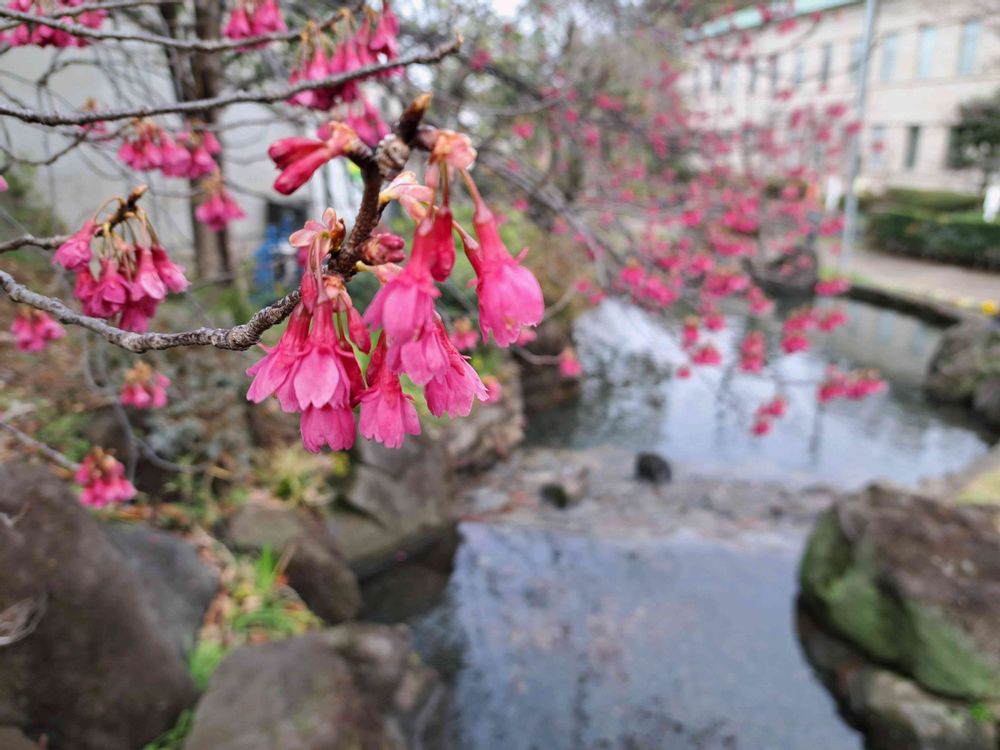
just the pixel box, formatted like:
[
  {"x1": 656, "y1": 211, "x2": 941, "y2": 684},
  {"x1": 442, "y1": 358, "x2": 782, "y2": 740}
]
[{"x1": 0, "y1": 35, "x2": 462, "y2": 126}]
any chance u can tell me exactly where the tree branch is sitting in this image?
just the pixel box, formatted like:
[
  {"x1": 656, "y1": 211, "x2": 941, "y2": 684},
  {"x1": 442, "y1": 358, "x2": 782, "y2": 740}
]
[
  {"x1": 0, "y1": 418, "x2": 80, "y2": 472},
  {"x1": 0, "y1": 7, "x2": 339, "y2": 52},
  {"x1": 0, "y1": 268, "x2": 301, "y2": 352},
  {"x1": 0, "y1": 35, "x2": 462, "y2": 126}
]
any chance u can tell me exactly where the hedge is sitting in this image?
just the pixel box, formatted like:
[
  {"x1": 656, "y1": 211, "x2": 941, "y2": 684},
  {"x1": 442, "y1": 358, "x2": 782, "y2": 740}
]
[
  {"x1": 866, "y1": 208, "x2": 1000, "y2": 270},
  {"x1": 882, "y1": 188, "x2": 983, "y2": 214}
]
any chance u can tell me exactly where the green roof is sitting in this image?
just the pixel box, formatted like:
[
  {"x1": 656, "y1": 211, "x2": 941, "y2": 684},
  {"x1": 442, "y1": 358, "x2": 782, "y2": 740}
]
[{"x1": 689, "y1": 0, "x2": 860, "y2": 41}]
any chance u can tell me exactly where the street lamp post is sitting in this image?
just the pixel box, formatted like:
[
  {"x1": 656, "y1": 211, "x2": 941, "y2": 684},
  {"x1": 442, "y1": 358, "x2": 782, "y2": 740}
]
[{"x1": 839, "y1": 0, "x2": 879, "y2": 275}]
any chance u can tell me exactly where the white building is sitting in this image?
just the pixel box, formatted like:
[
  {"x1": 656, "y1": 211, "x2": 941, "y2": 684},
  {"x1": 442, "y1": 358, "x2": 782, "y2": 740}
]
[{"x1": 684, "y1": 0, "x2": 1000, "y2": 193}]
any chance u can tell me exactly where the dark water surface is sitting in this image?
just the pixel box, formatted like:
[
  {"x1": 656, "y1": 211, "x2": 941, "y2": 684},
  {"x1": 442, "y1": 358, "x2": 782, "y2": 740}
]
[
  {"x1": 412, "y1": 525, "x2": 858, "y2": 750},
  {"x1": 401, "y1": 300, "x2": 994, "y2": 749}
]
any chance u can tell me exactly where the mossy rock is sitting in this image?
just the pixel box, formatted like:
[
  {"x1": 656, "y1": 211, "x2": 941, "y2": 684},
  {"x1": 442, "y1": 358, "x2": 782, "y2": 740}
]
[{"x1": 800, "y1": 486, "x2": 1000, "y2": 700}]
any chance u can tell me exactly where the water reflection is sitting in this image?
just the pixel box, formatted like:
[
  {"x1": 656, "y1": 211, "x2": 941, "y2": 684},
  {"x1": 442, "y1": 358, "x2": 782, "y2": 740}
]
[
  {"x1": 411, "y1": 524, "x2": 862, "y2": 750},
  {"x1": 528, "y1": 298, "x2": 992, "y2": 489}
]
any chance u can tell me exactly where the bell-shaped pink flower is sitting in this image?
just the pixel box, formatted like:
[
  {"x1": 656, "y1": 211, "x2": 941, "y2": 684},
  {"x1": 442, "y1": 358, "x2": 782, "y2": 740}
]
[
  {"x1": 465, "y1": 195, "x2": 544, "y2": 347},
  {"x1": 289, "y1": 306, "x2": 363, "y2": 412},
  {"x1": 269, "y1": 124, "x2": 359, "y2": 196},
  {"x1": 423, "y1": 323, "x2": 489, "y2": 418},
  {"x1": 151, "y1": 245, "x2": 189, "y2": 293},
  {"x1": 300, "y1": 404, "x2": 356, "y2": 453},
  {"x1": 368, "y1": 1, "x2": 399, "y2": 57},
  {"x1": 53, "y1": 219, "x2": 95, "y2": 271},
  {"x1": 251, "y1": 0, "x2": 286, "y2": 34},
  {"x1": 130, "y1": 246, "x2": 167, "y2": 304},
  {"x1": 74, "y1": 448, "x2": 136, "y2": 508},
  {"x1": 85, "y1": 259, "x2": 129, "y2": 318},
  {"x1": 120, "y1": 362, "x2": 170, "y2": 409},
  {"x1": 359, "y1": 337, "x2": 420, "y2": 448},
  {"x1": 195, "y1": 186, "x2": 245, "y2": 231},
  {"x1": 223, "y1": 4, "x2": 252, "y2": 39},
  {"x1": 363, "y1": 222, "x2": 440, "y2": 343},
  {"x1": 426, "y1": 203, "x2": 455, "y2": 282},
  {"x1": 246, "y1": 305, "x2": 312, "y2": 410},
  {"x1": 11, "y1": 308, "x2": 65, "y2": 352}
]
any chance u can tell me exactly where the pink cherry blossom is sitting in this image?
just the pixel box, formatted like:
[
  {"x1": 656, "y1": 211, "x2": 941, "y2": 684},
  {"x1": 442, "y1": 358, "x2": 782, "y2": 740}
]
[
  {"x1": 11, "y1": 308, "x2": 65, "y2": 352},
  {"x1": 53, "y1": 220, "x2": 95, "y2": 271},
  {"x1": 120, "y1": 361, "x2": 170, "y2": 409},
  {"x1": 195, "y1": 186, "x2": 245, "y2": 231},
  {"x1": 463, "y1": 180, "x2": 544, "y2": 347},
  {"x1": 359, "y1": 337, "x2": 421, "y2": 448},
  {"x1": 300, "y1": 404, "x2": 357, "y2": 453},
  {"x1": 74, "y1": 448, "x2": 136, "y2": 508},
  {"x1": 559, "y1": 347, "x2": 583, "y2": 378}
]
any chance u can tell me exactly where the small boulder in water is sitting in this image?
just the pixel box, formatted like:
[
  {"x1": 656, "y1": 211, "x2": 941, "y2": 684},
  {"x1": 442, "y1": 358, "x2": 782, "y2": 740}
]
[{"x1": 636, "y1": 452, "x2": 672, "y2": 484}]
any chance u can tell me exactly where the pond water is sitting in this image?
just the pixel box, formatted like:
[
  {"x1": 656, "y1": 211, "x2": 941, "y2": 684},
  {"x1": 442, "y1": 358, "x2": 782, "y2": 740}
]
[
  {"x1": 395, "y1": 299, "x2": 995, "y2": 750},
  {"x1": 528, "y1": 298, "x2": 992, "y2": 489}
]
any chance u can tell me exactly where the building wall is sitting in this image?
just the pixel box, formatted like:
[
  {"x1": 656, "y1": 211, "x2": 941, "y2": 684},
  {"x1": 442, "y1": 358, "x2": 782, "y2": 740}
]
[
  {"x1": 685, "y1": 0, "x2": 1000, "y2": 194},
  {"x1": 0, "y1": 39, "x2": 339, "y2": 271}
]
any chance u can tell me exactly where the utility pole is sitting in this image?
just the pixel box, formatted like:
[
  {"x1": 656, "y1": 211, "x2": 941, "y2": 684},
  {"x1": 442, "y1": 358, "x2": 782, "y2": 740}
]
[{"x1": 839, "y1": 0, "x2": 878, "y2": 275}]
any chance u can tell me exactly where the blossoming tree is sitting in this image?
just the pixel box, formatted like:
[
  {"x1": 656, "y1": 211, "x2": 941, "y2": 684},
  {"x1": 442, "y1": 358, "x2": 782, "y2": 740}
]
[{"x1": 0, "y1": 0, "x2": 884, "y2": 507}]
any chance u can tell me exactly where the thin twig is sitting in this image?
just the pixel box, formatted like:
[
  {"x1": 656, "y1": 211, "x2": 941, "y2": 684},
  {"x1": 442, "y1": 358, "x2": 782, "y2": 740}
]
[
  {"x1": 0, "y1": 7, "x2": 338, "y2": 52},
  {"x1": 0, "y1": 419, "x2": 80, "y2": 472},
  {"x1": 0, "y1": 35, "x2": 462, "y2": 126}
]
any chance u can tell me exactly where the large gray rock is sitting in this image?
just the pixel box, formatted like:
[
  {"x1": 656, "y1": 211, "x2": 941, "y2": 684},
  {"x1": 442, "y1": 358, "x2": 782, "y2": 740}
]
[
  {"x1": 104, "y1": 523, "x2": 218, "y2": 657},
  {"x1": 800, "y1": 483, "x2": 1000, "y2": 700},
  {"x1": 225, "y1": 503, "x2": 361, "y2": 625},
  {"x1": 926, "y1": 321, "x2": 1000, "y2": 424},
  {"x1": 973, "y1": 376, "x2": 1000, "y2": 429},
  {"x1": 0, "y1": 463, "x2": 196, "y2": 750},
  {"x1": 184, "y1": 624, "x2": 444, "y2": 750},
  {"x1": 329, "y1": 433, "x2": 455, "y2": 572},
  {"x1": 798, "y1": 611, "x2": 998, "y2": 750}
]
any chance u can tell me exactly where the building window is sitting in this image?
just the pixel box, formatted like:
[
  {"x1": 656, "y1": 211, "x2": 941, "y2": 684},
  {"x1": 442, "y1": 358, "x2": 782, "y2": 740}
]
[
  {"x1": 871, "y1": 125, "x2": 886, "y2": 169},
  {"x1": 945, "y1": 126, "x2": 966, "y2": 169},
  {"x1": 748, "y1": 57, "x2": 758, "y2": 94},
  {"x1": 792, "y1": 47, "x2": 805, "y2": 87},
  {"x1": 819, "y1": 43, "x2": 833, "y2": 87},
  {"x1": 916, "y1": 26, "x2": 936, "y2": 79},
  {"x1": 850, "y1": 37, "x2": 864, "y2": 86},
  {"x1": 958, "y1": 19, "x2": 981, "y2": 75},
  {"x1": 904, "y1": 125, "x2": 921, "y2": 170},
  {"x1": 769, "y1": 53, "x2": 780, "y2": 92},
  {"x1": 880, "y1": 32, "x2": 897, "y2": 82}
]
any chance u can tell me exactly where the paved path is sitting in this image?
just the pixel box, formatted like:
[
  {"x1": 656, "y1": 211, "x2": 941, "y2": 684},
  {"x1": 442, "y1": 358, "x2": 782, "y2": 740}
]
[{"x1": 820, "y1": 245, "x2": 1000, "y2": 311}]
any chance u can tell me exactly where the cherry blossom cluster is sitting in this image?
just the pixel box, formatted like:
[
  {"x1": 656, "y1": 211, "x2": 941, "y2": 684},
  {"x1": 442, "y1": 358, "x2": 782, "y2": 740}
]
[
  {"x1": 53, "y1": 204, "x2": 189, "y2": 332},
  {"x1": 249, "y1": 125, "x2": 543, "y2": 452},
  {"x1": 752, "y1": 395, "x2": 787, "y2": 436},
  {"x1": 74, "y1": 447, "x2": 136, "y2": 508},
  {"x1": 818, "y1": 368, "x2": 887, "y2": 403},
  {"x1": 194, "y1": 175, "x2": 246, "y2": 231},
  {"x1": 10, "y1": 307, "x2": 64, "y2": 351},
  {"x1": 119, "y1": 120, "x2": 221, "y2": 180},
  {"x1": 285, "y1": 4, "x2": 399, "y2": 144},
  {"x1": 120, "y1": 361, "x2": 171, "y2": 410},
  {"x1": 222, "y1": 0, "x2": 285, "y2": 40},
  {"x1": 0, "y1": 0, "x2": 105, "y2": 47}
]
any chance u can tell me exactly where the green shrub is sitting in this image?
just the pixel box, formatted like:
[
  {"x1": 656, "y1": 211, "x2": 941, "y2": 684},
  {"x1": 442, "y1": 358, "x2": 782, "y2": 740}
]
[
  {"x1": 866, "y1": 208, "x2": 1000, "y2": 270},
  {"x1": 883, "y1": 188, "x2": 982, "y2": 214}
]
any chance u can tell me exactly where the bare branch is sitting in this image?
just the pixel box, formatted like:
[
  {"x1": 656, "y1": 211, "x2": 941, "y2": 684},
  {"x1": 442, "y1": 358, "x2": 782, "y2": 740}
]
[
  {"x1": 0, "y1": 419, "x2": 80, "y2": 472},
  {"x1": 0, "y1": 268, "x2": 301, "y2": 352},
  {"x1": 0, "y1": 233, "x2": 69, "y2": 253},
  {"x1": 0, "y1": 0, "x2": 178, "y2": 31},
  {"x1": 0, "y1": 7, "x2": 338, "y2": 52},
  {"x1": 0, "y1": 35, "x2": 463, "y2": 126}
]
